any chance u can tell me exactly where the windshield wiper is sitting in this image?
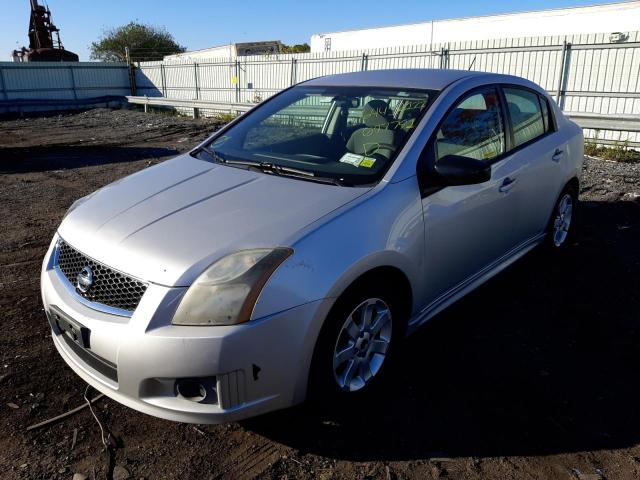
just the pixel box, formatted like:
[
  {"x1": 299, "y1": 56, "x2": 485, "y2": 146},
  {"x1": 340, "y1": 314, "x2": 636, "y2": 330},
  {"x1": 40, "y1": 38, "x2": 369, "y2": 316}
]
[
  {"x1": 197, "y1": 146, "x2": 346, "y2": 186},
  {"x1": 256, "y1": 162, "x2": 347, "y2": 186},
  {"x1": 277, "y1": 170, "x2": 346, "y2": 186}
]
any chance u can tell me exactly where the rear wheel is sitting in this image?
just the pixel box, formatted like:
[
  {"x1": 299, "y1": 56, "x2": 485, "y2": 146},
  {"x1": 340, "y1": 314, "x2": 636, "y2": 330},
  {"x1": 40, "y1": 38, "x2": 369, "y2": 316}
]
[{"x1": 546, "y1": 183, "x2": 578, "y2": 250}]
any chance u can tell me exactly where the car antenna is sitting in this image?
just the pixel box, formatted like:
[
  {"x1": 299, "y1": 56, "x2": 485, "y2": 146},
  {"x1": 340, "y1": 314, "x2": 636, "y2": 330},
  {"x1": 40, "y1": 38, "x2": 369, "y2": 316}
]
[{"x1": 468, "y1": 56, "x2": 477, "y2": 70}]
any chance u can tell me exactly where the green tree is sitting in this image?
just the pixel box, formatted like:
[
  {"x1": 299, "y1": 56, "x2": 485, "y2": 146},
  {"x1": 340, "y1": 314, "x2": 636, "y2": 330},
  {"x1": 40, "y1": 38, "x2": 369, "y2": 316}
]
[
  {"x1": 281, "y1": 43, "x2": 311, "y2": 53},
  {"x1": 90, "y1": 22, "x2": 186, "y2": 62}
]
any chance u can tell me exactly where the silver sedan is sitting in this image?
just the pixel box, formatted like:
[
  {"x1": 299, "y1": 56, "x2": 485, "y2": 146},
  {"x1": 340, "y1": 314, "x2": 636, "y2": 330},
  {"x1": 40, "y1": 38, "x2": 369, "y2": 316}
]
[{"x1": 41, "y1": 69, "x2": 583, "y2": 423}]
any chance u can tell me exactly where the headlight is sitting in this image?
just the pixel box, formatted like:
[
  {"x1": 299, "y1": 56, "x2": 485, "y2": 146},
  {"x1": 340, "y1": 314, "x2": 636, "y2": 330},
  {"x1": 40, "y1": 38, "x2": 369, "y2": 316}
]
[{"x1": 172, "y1": 248, "x2": 293, "y2": 326}]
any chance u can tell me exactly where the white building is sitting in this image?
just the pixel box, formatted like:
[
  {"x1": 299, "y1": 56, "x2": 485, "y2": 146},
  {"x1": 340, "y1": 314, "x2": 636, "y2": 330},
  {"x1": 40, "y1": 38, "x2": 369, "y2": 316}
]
[
  {"x1": 311, "y1": 2, "x2": 640, "y2": 52},
  {"x1": 164, "y1": 41, "x2": 283, "y2": 61}
]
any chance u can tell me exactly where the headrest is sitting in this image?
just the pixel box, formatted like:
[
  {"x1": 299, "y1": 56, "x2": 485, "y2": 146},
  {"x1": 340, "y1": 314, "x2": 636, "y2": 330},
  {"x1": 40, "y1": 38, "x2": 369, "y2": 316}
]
[
  {"x1": 362, "y1": 100, "x2": 392, "y2": 128},
  {"x1": 508, "y1": 102, "x2": 522, "y2": 117}
]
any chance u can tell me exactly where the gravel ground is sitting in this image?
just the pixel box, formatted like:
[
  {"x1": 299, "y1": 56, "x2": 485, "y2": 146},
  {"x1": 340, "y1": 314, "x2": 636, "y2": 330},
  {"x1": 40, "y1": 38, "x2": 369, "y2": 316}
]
[{"x1": 1, "y1": 109, "x2": 639, "y2": 480}]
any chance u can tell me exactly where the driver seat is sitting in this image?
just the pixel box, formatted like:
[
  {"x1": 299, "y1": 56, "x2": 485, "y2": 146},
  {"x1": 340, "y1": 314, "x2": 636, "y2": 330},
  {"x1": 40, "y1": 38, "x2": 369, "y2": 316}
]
[{"x1": 346, "y1": 100, "x2": 397, "y2": 160}]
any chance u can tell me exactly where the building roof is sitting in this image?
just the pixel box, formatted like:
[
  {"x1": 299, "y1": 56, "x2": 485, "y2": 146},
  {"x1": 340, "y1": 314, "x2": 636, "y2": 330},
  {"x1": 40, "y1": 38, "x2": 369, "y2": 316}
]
[{"x1": 302, "y1": 69, "x2": 491, "y2": 90}]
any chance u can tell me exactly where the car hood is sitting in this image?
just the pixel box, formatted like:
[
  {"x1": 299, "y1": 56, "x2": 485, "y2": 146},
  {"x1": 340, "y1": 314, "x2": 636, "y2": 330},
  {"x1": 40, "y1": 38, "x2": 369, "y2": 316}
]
[{"x1": 58, "y1": 154, "x2": 369, "y2": 286}]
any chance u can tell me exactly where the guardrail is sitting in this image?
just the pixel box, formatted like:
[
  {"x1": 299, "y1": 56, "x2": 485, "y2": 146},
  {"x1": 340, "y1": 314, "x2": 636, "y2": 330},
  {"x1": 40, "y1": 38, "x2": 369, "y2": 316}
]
[
  {"x1": 126, "y1": 96, "x2": 640, "y2": 146},
  {"x1": 561, "y1": 112, "x2": 640, "y2": 147},
  {"x1": 126, "y1": 95, "x2": 254, "y2": 118},
  {"x1": 564, "y1": 112, "x2": 640, "y2": 132}
]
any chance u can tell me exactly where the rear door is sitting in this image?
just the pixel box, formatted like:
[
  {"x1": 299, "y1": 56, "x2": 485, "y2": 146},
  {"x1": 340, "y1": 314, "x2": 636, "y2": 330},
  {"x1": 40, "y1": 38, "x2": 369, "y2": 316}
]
[
  {"x1": 500, "y1": 86, "x2": 566, "y2": 242},
  {"x1": 419, "y1": 86, "x2": 521, "y2": 305}
]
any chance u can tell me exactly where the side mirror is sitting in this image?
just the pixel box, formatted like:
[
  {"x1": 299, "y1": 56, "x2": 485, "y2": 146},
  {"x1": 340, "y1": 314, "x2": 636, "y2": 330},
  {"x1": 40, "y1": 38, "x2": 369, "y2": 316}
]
[{"x1": 434, "y1": 154, "x2": 491, "y2": 186}]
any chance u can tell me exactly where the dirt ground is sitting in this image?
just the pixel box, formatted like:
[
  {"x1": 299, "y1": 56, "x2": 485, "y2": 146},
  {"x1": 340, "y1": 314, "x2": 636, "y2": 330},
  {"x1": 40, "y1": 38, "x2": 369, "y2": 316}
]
[{"x1": 1, "y1": 108, "x2": 639, "y2": 480}]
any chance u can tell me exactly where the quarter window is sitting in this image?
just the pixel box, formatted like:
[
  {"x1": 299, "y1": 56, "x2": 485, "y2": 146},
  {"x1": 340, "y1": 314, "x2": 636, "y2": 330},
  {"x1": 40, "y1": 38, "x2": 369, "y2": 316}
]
[
  {"x1": 504, "y1": 87, "x2": 546, "y2": 147},
  {"x1": 435, "y1": 88, "x2": 505, "y2": 162},
  {"x1": 539, "y1": 95, "x2": 552, "y2": 132}
]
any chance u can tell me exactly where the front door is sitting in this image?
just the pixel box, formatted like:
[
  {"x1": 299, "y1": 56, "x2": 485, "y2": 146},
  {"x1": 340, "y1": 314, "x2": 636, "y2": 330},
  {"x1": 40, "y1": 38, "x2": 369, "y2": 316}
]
[{"x1": 419, "y1": 87, "x2": 521, "y2": 310}]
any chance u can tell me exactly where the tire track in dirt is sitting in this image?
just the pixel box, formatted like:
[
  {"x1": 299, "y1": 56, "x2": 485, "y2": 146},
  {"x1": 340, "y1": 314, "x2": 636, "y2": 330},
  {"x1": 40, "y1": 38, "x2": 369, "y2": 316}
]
[{"x1": 213, "y1": 441, "x2": 282, "y2": 479}]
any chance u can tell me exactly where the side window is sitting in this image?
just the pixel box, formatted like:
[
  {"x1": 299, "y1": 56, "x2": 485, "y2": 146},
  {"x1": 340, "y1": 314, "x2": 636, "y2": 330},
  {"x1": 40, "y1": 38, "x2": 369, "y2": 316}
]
[
  {"x1": 504, "y1": 87, "x2": 546, "y2": 147},
  {"x1": 435, "y1": 88, "x2": 505, "y2": 162}
]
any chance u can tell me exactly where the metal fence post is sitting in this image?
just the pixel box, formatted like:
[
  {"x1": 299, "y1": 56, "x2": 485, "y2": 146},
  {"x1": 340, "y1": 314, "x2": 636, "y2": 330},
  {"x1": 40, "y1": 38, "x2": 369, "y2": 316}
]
[
  {"x1": 555, "y1": 40, "x2": 572, "y2": 109},
  {"x1": 0, "y1": 66, "x2": 7, "y2": 101},
  {"x1": 439, "y1": 47, "x2": 450, "y2": 69},
  {"x1": 361, "y1": 53, "x2": 368, "y2": 71},
  {"x1": 193, "y1": 62, "x2": 200, "y2": 118},
  {"x1": 160, "y1": 63, "x2": 167, "y2": 97},
  {"x1": 194, "y1": 62, "x2": 200, "y2": 99},
  {"x1": 290, "y1": 58, "x2": 297, "y2": 85},
  {"x1": 234, "y1": 60, "x2": 241, "y2": 103},
  {"x1": 69, "y1": 66, "x2": 78, "y2": 100}
]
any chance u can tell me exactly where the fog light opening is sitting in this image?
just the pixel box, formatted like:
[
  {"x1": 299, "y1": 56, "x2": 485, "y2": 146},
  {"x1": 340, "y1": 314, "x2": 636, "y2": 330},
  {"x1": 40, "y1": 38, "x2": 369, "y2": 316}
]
[{"x1": 176, "y1": 379, "x2": 207, "y2": 402}]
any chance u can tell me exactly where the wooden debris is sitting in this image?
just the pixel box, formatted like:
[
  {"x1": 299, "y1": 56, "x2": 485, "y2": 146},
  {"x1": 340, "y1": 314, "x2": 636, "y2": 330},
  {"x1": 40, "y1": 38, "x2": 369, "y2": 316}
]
[{"x1": 25, "y1": 394, "x2": 104, "y2": 431}]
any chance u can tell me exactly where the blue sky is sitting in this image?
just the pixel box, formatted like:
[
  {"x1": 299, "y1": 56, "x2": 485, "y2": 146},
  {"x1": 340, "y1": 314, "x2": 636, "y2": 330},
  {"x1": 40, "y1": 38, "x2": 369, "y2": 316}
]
[{"x1": 2, "y1": 0, "x2": 622, "y2": 60}]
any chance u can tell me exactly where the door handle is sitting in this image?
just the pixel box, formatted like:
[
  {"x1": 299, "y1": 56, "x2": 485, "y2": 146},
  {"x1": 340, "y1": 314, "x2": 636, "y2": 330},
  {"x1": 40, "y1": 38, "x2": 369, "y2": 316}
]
[
  {"x1": 552, "y1": 148, "x2": 564, "y2": 162},
  {"x1": 499, "y1": 177, "x2": 517, "y2": 193}
]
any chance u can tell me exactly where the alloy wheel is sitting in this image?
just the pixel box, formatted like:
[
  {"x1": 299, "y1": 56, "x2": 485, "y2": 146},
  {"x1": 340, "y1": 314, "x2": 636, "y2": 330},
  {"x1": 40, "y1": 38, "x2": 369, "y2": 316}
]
[
  {"x1": 553, "y1": 193, "x2": 573, "y2": 247},
  {"x1": 332, "y1": 298, "x2": 393, "y2": 392}
]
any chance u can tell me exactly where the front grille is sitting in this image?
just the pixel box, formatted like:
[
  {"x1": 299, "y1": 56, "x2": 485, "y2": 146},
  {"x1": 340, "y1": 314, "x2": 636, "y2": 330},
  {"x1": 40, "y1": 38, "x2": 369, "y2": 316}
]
[{"x1": 56, "y1": 240, "x2": 148, "y2": 312}]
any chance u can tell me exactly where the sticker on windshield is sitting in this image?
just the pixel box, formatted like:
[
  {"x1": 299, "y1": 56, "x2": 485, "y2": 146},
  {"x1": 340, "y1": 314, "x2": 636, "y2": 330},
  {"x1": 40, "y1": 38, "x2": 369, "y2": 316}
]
[
  {"x1": 339, "y1": 153, "x2": 377, "y2": 168},
  {"x1": 340, "y1": 152, "x2": 365, "y2": 166},
  {"x1": 360, "y1": 157, "x2": 376, "y2": 168}
]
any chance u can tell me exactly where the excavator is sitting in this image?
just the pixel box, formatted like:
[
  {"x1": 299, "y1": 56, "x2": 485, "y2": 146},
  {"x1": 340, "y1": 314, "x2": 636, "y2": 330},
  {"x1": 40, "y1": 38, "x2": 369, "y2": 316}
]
[{"x1": 12, "y1": 0, "x2": 79, "y2": 62}]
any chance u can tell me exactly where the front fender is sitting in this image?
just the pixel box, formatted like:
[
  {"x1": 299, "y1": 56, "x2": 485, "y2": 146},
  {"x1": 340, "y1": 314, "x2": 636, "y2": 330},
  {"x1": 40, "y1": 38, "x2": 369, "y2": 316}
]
[{"x1": 252, "y1": 176, "x2": 426, "y2": 321}]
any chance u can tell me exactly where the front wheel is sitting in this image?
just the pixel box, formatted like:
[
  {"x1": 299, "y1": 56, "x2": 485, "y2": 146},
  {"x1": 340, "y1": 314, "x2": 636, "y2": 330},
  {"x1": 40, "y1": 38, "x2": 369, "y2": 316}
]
[
  {"x1": 546, "y1": 183, "x2": 578, "y2": 250},
  {"x1": 309, "y1": 286, "x2": 403, "y2": 402},
  {"x1": 332, "y1": 297, "x2": 393, "y2": 392}
]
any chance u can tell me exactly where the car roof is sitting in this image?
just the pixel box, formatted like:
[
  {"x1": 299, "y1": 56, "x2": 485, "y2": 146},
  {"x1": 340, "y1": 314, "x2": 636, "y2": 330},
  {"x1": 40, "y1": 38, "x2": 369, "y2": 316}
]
[{"x1": 301, "y1": 69, "x2": 504, "y2": 91}]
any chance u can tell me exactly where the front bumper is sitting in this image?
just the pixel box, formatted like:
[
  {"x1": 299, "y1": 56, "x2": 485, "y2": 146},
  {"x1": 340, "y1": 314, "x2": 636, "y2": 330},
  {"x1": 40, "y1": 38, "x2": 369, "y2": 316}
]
[{"x1": 41, "y1": 243, "x2": 331, "y2": 424}]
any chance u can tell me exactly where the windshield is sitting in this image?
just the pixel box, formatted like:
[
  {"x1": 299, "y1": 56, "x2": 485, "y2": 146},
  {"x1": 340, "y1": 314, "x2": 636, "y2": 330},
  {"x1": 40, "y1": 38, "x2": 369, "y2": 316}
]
[{"x1": 197, "y1": 85, "x2": 435, "y2": 186}]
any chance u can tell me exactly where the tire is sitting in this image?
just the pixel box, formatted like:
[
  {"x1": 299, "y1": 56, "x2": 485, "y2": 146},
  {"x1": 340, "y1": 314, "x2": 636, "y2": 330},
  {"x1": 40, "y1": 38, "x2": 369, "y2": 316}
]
[
  {"x1": 545, "y1": 183, "x2": 578, "y2": 251},
  {"x1": 308, "y1": 282, "x2": 405, "y2": 404}
]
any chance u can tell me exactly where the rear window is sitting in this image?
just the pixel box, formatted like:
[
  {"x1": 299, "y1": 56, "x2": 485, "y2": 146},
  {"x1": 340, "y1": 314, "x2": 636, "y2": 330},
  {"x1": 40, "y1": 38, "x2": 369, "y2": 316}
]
[{"x1": 504, "y1": 87, "x2": 547, "y2": 147}]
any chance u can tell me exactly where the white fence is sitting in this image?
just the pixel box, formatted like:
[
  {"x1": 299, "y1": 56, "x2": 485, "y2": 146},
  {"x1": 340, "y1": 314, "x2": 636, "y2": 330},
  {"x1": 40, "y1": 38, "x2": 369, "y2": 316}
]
[
  {"x1": 1, "y1": 31, "x2": 639, "y2": 146},
  {"x1": 136, "y1": 31, "x2": 640, "y2": 146},
  {"x1": 0, "y1": 61, "x2": 130, "y2": 113}
]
